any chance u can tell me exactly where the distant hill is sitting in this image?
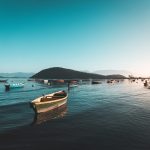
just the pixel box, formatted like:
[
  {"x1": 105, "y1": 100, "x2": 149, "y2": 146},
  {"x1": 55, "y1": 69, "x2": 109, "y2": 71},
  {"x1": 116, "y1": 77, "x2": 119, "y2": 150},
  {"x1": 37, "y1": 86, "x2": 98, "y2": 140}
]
[
  {"x1": 94, "y1": 70, "x2": 131, "y2": 77},
  {"x1": 31, "y1": 67, "x2": 126, "y2": 79},
  {"x1": 106, "y1": 75, "x2": 126, "y2": 79},
  {"x1": 0, "y1": 72, "x2": 34, "y2": 78}
]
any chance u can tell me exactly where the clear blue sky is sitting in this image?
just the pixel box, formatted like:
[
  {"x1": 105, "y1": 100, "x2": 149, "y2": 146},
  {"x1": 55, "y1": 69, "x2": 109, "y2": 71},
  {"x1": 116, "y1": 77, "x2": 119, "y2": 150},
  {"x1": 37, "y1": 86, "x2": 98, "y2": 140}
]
[{"x1": 0, "y1": 0, "x2": 150, "y2": 76}]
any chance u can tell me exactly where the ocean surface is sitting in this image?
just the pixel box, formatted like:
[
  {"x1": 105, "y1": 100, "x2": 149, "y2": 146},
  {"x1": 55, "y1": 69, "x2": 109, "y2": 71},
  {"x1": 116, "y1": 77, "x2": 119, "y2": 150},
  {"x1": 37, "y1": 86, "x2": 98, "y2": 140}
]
[{"x1": 0, "y1": 78, "x2": 150, "y2": 150}]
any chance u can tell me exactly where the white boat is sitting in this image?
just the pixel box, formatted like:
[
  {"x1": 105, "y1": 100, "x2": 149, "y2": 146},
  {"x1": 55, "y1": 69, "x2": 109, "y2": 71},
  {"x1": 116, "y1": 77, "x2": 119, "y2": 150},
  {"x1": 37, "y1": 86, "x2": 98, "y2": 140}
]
[
  {"x1": 5, "y1": 83, "x2": 24, "y2": 90},
  {"x1": 30, "y1": 91, "x2": 68, "y2": 114},
  {"x1": 70, "y1": 84, "x2": 78, "y2": 88}
]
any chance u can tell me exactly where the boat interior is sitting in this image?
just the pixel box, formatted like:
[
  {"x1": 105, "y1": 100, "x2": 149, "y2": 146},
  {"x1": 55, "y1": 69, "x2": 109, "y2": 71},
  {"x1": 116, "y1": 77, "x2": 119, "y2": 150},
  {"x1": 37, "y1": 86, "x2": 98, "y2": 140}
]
[{"x1": 40, "y1": 91, "x2": 67, "y2": 102}]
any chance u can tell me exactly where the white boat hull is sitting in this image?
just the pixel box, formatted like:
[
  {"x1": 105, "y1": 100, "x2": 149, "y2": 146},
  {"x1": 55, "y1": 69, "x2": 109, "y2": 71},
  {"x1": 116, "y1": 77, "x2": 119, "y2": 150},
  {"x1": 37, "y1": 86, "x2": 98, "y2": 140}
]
[{"x1": 31, "y1": 91, "x2": 68, "y2": 114}]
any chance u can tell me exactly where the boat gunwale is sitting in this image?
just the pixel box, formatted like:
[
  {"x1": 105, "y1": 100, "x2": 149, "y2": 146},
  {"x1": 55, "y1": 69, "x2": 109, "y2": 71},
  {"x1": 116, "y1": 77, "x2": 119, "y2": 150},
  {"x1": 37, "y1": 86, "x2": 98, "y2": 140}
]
[{"x1": 31, "y1": 91, "x2": 68, "y2": 104}]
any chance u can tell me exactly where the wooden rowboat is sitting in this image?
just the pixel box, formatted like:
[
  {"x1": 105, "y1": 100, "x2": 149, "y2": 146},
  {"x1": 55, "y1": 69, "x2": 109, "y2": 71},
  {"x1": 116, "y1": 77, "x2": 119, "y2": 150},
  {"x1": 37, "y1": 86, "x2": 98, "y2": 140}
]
[{"x1": 30, "y1": 90, "x2": 68, "y2": 114}]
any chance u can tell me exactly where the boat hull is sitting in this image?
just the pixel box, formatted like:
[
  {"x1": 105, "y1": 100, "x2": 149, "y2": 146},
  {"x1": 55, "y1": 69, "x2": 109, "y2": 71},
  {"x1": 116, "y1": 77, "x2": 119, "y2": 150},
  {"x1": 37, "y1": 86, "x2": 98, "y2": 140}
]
[
  {"x1": 0, "y1": 80, "x2": 7, "y2": 83},
  {"x1": 5, "y1": 83, "x2": 24, "y2": 90},
  {"x1": 70, "y1": 84, "x2": 78, "y2": 88},
  {"x1": 32, "y1": 98, "x2": 67, "y2": 113},
  {"x1": 92, "y1": 81, "x2": 102, "y2": 84},
  {"x1": 31, "y1": 91, "x2": 68, "y2": 114}
]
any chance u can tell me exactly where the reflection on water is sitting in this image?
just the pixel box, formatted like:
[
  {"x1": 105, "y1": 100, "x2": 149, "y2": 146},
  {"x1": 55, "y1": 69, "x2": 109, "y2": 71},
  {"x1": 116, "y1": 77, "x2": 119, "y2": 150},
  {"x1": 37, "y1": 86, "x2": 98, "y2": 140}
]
[{"x1": 32, "y1": 104, "x2": 67, "y2": 125}]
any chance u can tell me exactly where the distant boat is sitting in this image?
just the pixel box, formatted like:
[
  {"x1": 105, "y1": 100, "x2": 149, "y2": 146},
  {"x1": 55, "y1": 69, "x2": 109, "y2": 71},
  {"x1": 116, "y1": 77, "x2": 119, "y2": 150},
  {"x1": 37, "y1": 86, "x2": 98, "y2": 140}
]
[
  {"x1": 30, "y1": 90, "x2": 68, "y2": 114},
  {"x1": 144, "y1": 81, "x2": 148, "y2": 87},
  {"x1": 0, "y1": 79, "x2": 7, "y2": 83},
  {"x1": 92, "y1": 81, "x2": 102, "y2": 84},
  {"x1": 147, "y1": 86, "x2": 150, "y2": 89},
  {"x1": 70, "y1": 84, "x2": 78, "y2": 88},
  {"x1": 5, "y1": 83, "x2": 24, "y2": 90},
  {"x1": 55, "y1": 80, "x2": 65, "y2": 83},
  {"x1": 107, "y1": 80, "x2": 116, "y2": 84},
  {"x1": 27, "y1": 79, "x2": 35, "y2": 81}
]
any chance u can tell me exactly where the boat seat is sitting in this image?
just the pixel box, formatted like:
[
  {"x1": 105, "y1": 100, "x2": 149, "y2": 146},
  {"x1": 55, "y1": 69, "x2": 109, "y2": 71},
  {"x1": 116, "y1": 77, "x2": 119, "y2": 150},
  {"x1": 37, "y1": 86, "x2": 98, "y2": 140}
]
[
  {"x1": 52, "y1": 95, "x2": 65, "y2": 98},
  {"x1": 40, "y1": 96, "x2": 65, "y2": 102},
  {"x1": 40, "y1": 97, "x2": 52, "y2": 102}
]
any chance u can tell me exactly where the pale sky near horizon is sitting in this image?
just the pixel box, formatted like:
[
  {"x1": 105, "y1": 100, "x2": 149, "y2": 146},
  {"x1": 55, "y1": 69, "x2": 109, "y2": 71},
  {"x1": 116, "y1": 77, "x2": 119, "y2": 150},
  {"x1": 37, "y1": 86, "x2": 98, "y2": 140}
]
[{"x1": 0, "y1": 0, "x2": 150, "y2": 76}]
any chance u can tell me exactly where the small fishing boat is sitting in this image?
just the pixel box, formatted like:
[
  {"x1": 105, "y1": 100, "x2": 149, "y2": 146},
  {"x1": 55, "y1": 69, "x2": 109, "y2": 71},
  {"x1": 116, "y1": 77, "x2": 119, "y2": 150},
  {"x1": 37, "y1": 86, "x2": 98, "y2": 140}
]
[
  {"x1": 92, "y1": 81, "x2": 102, "y2": 84},
  {"x1": 5, "y1": 83, "x2": 24, "y2": 90},
  {"x1": 107, "y1": 80, "x2": 115, "y2": 84},
  {"x1": 144, "y1": 80, "x2": 148, "y2": 87},
  {"x1": 30, "y1": 90, "x2": 68, "y2": 114},
  {"x1": 70, "y1": 84, "x2": 78, "y2": 88},
  {"x1": 0, "y1": 79, "x2": 7, "y2": 83}
]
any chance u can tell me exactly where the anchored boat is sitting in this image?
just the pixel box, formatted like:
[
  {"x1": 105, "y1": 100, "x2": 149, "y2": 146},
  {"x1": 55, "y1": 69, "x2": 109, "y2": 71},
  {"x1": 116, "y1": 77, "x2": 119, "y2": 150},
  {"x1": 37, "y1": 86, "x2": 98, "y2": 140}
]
[
  {"x1": 5, "y1": 83, "x2": 24, "y2": 90},
  {"x1": 92, "y1": 81, "x2": 102, "y2": 84},
  {"x1": 70, "y1": 84, "x2": 78, "y2": 88},
  {"x1": 0, "y1": 79, "x2": 7, "y2": 83},
  {"x1": 30, "y1": 90, "x2": 68, "y2": 114}
]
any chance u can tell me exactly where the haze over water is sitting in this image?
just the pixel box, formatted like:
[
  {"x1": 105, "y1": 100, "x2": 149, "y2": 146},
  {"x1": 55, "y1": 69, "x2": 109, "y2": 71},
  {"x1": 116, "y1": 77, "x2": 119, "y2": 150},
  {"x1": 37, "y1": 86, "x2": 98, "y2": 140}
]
[{"x1": 0, "y1": 79, "x2": 150, "y2": 149}]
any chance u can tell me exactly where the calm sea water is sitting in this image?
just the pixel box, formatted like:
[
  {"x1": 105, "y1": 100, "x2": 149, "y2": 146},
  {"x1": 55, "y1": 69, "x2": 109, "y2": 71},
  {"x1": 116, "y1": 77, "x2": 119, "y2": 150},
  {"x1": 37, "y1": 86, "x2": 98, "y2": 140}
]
[{"x1": 0, "y1": 78, "x2": 150, "y2": 149}]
